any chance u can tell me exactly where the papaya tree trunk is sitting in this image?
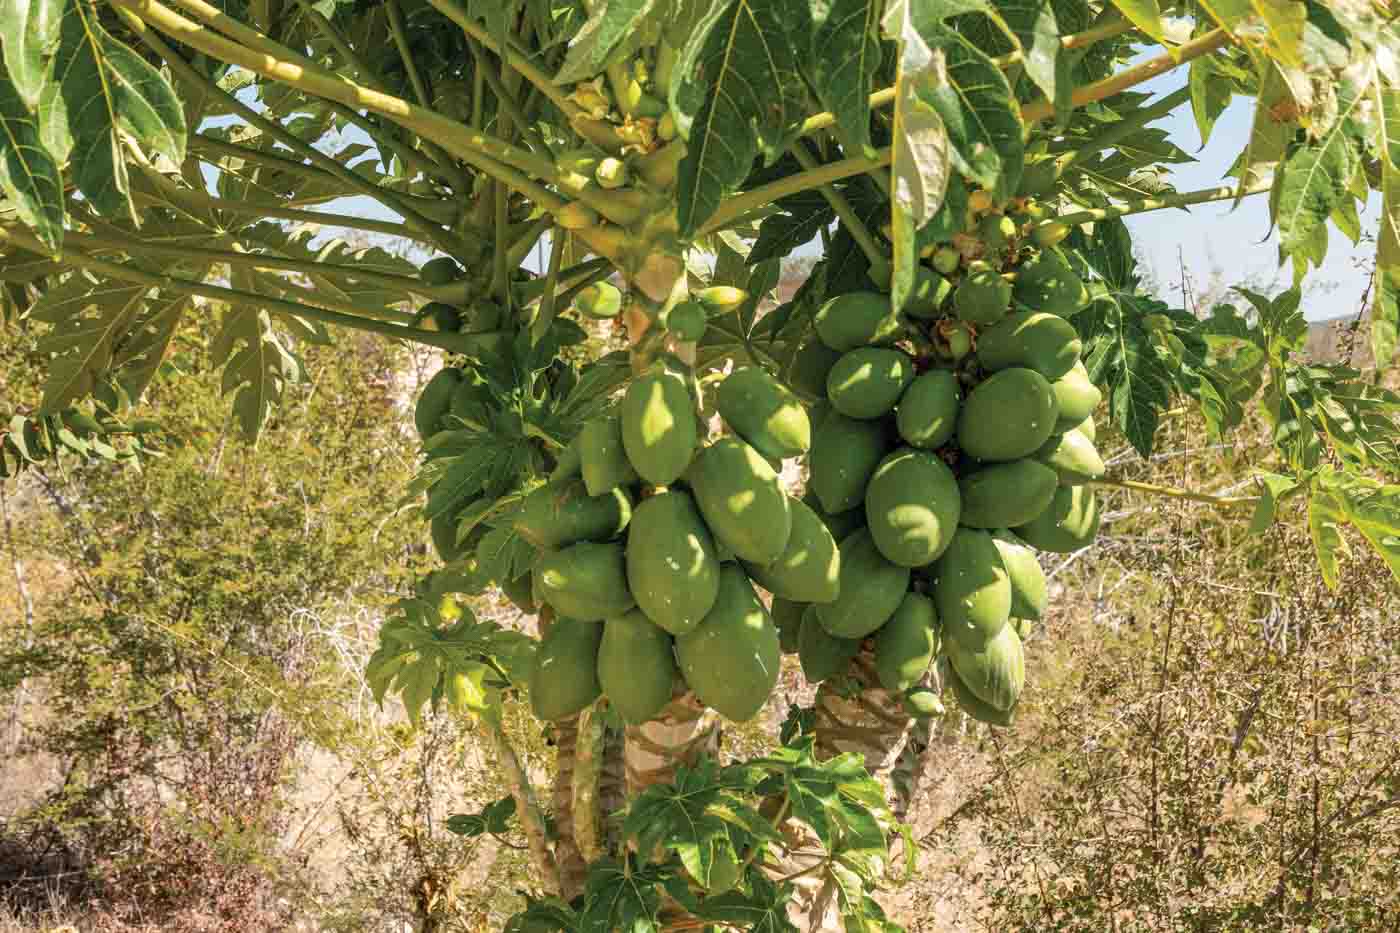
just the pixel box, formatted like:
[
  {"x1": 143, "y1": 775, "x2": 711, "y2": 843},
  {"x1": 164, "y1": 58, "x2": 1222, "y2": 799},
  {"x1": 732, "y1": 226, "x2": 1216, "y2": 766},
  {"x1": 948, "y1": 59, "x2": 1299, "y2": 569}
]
[
  {"x1": 624, "y1": 689, "x2": 722, "y2": 795},
  {"x1": 550, "y1": 714, "x2": 589, "y2": 900},
  {"x1": 813, "y1": 649, "x2": 915, "y2": 785}
]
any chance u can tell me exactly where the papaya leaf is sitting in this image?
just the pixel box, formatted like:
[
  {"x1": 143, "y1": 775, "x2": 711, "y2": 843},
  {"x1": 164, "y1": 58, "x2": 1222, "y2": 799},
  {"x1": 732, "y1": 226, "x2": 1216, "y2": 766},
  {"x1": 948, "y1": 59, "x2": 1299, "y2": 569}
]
[
  {"x1": 211, "y1": 295, "x2": 305, "y2": 441},
  {"x1": 554, "y1": 0, "x2": 659, "y2": 84},
  {"x1": 999, "y1": 0, "x2": 1066, "y2": 112},
  {"x1": 1307, "y1": 479, "x2": 1349, "y2": 589},
  {"x1": 1248, "y1": 472, "x2": 1301, "y2": 535},
  {"x1": 1236, "y1": 66, "x2": 1294, "y2": 199},
  {"x1": 1106, "y1": 0, "x2": 1163, "y2": 40},
  {"x1": 921, "y1": 24, "x2": 1024, "y2": 199},
  {"x1": 695, "y1": 873, "x2": 798, "y2": 932},
  {"x1": 110, "y1": 288, "x2": 193, "y2": 405},
  {"x1": 750, "y1": 189, "x2": 833, "y2": 263},
  {"x1": 504, "y1": 898, "x2": 578, "y2": 933},
  {"x1": 447, "y1": 795, "x2": 517, "y2": 837},
  {"x1": 671, "y1": 0, "x2": 811, "y2": 235},
  {"x1": 1189, "y1": 55, "x2": 1234, "y2": 147},
  {"x1": 1275, "y1": 119, "x2": 1356, "y2": 270},
  {"x1": 0, "y1": 0, "x2": 62, "y2": 109},
  {"x1": 807, "y1": 0, "x2": 881, "y2": 154},
  {"x1": 1077, "y1": 292, "x2": 1176, "y2": 457},
  {"x1": 1373, "y1": 84, "x2": 1400, "y2": 368},
  {"x1": 0, "y1": 69, "x2": 64, "y2": 251},
  {"x1": 580, "y1": 855, "x2": 671, "y2": 933},
  {"x1": 31, "y1": 273, "x2": 150, "y2": 413}
]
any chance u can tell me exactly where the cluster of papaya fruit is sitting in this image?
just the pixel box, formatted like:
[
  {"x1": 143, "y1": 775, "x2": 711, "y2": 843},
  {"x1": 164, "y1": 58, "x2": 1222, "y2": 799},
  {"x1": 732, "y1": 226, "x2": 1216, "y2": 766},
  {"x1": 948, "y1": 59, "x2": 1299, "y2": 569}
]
[{"x1": 784, "y1": 193, "x2": 1107, "y2": 724}]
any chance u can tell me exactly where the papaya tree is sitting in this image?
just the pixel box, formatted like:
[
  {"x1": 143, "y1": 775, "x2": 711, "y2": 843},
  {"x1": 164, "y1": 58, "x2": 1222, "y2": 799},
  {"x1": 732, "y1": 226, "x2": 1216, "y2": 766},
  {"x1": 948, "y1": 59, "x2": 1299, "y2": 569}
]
[{"x1": 3, "y1": 0, "x2": 1400, "y2": 928}]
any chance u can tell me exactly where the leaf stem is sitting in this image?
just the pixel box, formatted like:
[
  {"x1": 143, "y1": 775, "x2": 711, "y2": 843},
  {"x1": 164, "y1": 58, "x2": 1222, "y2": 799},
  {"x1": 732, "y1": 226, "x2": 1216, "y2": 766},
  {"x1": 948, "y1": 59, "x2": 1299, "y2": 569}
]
[
  {"x1": 1092, "y1": 476, "x2": 1259, "y2": 508},
  {"x1": 486, "y1": 720, "x2": 561, "y2": 896},
  {"x1": 788, "y1": 140, "x2": 887, "y2": 278},
  {"x1": 1045, "y1": 181, "x2": 1271, "y2": 229}
]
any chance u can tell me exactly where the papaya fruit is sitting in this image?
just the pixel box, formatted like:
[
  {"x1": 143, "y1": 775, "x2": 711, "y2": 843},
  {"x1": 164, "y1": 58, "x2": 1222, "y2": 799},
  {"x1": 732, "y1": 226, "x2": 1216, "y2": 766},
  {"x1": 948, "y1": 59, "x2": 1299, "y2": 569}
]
[
  {"x1": 419, "y1": 256, "x2": 462, "y2": 286},
  {"x1": 676, "y1": 565, "x2": 781, "y2": 721},
  {"x1": 695, "y1": 286, "x2": 748, "y2": 313},
  {"x1": 626, "y1": 490, "x2": 721, "y2": 636},
  {"x1": 549, "y1": 438, "x2": 583, "y2": 486},
  {"x1": 953, "y1": 262, "x2": 1012, "y2": 325},
  {"x1": 947, "y1": 663, "x2": 1015, "y2": 726},
  {"x1": 787, "y1": 337, "x2": 843, "y2": 401},
  {"x1": 874, "y1": 592, "x2": 939, "y2": 693},
  {"x1": 1076, "y1": 415, "x2": 1097, "y2": 442},
  {"x1": 905, "y1": 267, "x2": 952, "y2": 320},
  {"x1": 422, "y1": 301, "x2": 462, "y2": 333},
  {"x1": 717, "y1": 367, "x2": 811, "y2": 460},
  {"x1": 621, "y1": 366, "x2": 697, "y2": 486},
  {"x1": 535, "y1": 541, "x2": 635, "y2": 621},
  {"x1": 1013, "y1": 485, "x2": 1100, "y2": 553},
  {"x1": 687, "y1": 437, "x2": 793, "y2": 566},
  {"x1": 864, "y1": 448, "x2": 961, "y2": 567},
  {"x1": 932, "y1": 246, "x2": 960, "y2": 276},
  {"x1": 801, "y1": 489, "x2": 865, "y2": 543},
  {"x1": 946, "y1": 622, "x2": 1024, "y2": 712},
  {"x1": 514, "y1": 481, "x2": 632, "y2": 551},
  {"x1": 990, "y1": 530, "x2": 1046, "y2": 621},
  {"x1": 904, "y1": 685, "x2": 945, "y2": 719},
  {"x1": 463, "y1": 301, "x2": 503, "y2": 334},
  {"x1": 1050, "y1": 361, "x2": 1101, "y2": 433},
  {"x1": 826, "y1": 347, "x2": 914, "y2": 420},
  {"x1": 771, "y1": 597, "x2": 806, "y2": 654},
  {"x1": 597, "y1": 610, "x2": 677, "y2": 723},
  {"x1": 579, "y1": 416, "x2": 639, "y2": 496},
  {"x1": 1017, "y1": 159, "x2": 1059, "y2": 198},
  {"x1": 807, "y1": 412, "x2": 889, "y2": 515},
  {"x1": 933, "y1": 527, "x2": 1011, "y2": 650},
  {"x1": 666, "y1": 301, "x2": 707, "y2": 341},
  {"x1": 978, "y1": 213, "x2": 1017, "y2": 257},
  {"x1": 500, "y1": 571, "x2": 537, "y2": 613},
  {"x1": 1034, "y1": 221, "x2": 1070, "y2": 247},
  {"x1": 976, "y1": 311, "x2": 1082, "y2": 381},
  {"x1": 798, "y1": 606, "x2": 861, "y2": 682},
  {"x1": 743, "y1": 496, "x2": 840, "y2": 604},
  {"x1": 576, "y1": 281, "x2": 623, "y2": 319},
  {"x1": 556, "y1": 202, "x2": 600, "y2": 231},
  {"x1": 1035, "y1": 428, "x2": 1105, "y2": 485},
  {"x1": 431, "y1": 510, "x2": 467, "y2": 563},
  {"x1": 595, "y1": 156, "x2": 629, "y2": 189},
  {"x1": 815, "y1": 529, "x2": 910, "y2": 639},
  {"x1": 957, "y1": 459, "x2": 1059, "y2": 529},
  {"x1": 813, "y1": 291, "x2": 902, "y2": 351},
  {"x1": 415, "y1": 368, "x2": 462, "y2": 438},
  {"x1": 956, "y1": 368, "x2": 1058, "y2": 462},
  {"x1": 1013, "y1": 247, "x2": 1089, "y2": 317},
  {"x1": 941, "y1": 319, "x2": 975, "y2": 361},
  {"x1": 529, "y1": 619, "x2": 603, "y2": 721},
  {"x1": 896, "y1": 369, "x2": 961, "y2": 449}
]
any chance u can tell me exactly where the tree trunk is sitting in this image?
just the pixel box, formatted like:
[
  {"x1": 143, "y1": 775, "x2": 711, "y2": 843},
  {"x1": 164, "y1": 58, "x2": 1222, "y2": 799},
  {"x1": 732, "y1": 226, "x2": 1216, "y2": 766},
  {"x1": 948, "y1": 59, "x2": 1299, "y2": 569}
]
[
  {"x1": 625, "y1": 688, "x2": 722, "y2": 796},
  {"x1": 550, "y1": 714, "x2": 589, "y2": 900}
]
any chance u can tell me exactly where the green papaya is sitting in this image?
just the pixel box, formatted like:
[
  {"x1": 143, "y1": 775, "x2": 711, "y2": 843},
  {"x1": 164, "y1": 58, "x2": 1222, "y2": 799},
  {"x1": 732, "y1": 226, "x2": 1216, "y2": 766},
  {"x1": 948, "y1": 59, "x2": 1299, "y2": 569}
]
[
  {"x1": 957, "y1": 459, "x2": 1059, "y2": 529},
  {"x1": 932, "y1": 246, "x2": 960, "y2": 276},
  {"x1": 816, "y1": 529, "x2": 911, "y2": 639},
  {"x1": 953, "y1": 262, "x2": 1011, "y2": 325},
  {"x1": 1050, "y1": 361, "x2": 1102, "y2": 433},
  {"x1": 1076, "y1": 415, "x2": 1097, "y2": 442},
  {"x1": 529, "y1": 619, "x2": 603, "y2": 721},
  {"x1": 896, "y1": 369, "x2": 961, "y2": 449},
  {"x1": 1035, "y1": 429, "x2": 1105, "y2": 485},
  {"x1": 549, "y1": 437, "x2": 583, "y2": 486},
  {"x1": 976, "y1": 311, "x2": 1082, "y2": 381},
  {"x1": 514, "y1": 481, "x2": 632, "y2": 551},
  {"x1": 904, "y1": 685, "x2": 945, "y2": 719},
  {"x1": 813, "y1": 291, "x2": 902, "y2": 351},
  {"x1": 864, "y1": 449, "x2": 961, "y2": 567},
  {"x1": 676, "y1": 565, "x2": 781, "y2": 721},
  {"x1": 597, "y1": 610, "x2": 677, "y2": 723},
  {"x1": 687, "y1": 437, "x2": 792, "y2": 566},
  {"x1": 801, "y1": 489, "x2": 865, "y2": 543},
  {"x1": 415, "y1": 368, "x2": 462, "y2": 439},
  {"x1": 826, "y1": 347, "x2": 914, "y2": 420},
  {"x1": 788, "y1": 337, "x2": 843, "y2": 401},
  {"x1": 807, "y1": 412, "x2": 889, "y2": 514},
  {"x1": 500, "y1": 571, "x2": 537, "y2": 613},
  {"x1": 626, "y1": 490, "x2": 721, "y2": 635},
  {"x1": 1013, "y1": 485, "x2": 1100, "y2": 553},
  {"x1": 990, "y1": 530, "x2": 1046, "y2": 621},
  {"x1": 579, "y1": 416, "x2": 639, "y2": 496},
  {"x1": 956, "y1": 368, "x2": 1058, "y2": 462},
  {"x1": 576, "y1": 281, "x2": 623, "y2": 319},
  {"x1": 978, "y1": 213, "x2": 1017, "y2": 257},
  {"x1": 431, "y1": 510, "x2": 467, "y2": 563},
  {"x1": 905, "y1": 267, "x2": 952, "y2": 320},
  {"x1": 743, "y1": 496, "x2": 840, "y2": 604},
  {"x1": 933, "y1": 527, "x2": 1011, "y2": 650},
  {"x1": 1013, "y1": 248, "x2": 1089, "y2": 317},
  {"x1": 874, "y1": 592, "x2": 939, "y2": 693},
  {"x1": 947, "y1": 663, "x2": 1015, "y2": 726},
  {"x1": 946, "y1": 622, "x2": 1024, "y2": 712},
  {"x1": 798, "y1": 606, "x2": 861, "y2": 682},
  {"x1": 1017, "y1": 160, "x2": 1059, "y2": 198},
  {"x1": 717, "y1": 367, "x2": 811, "y2": 460},
  {"x1": 771, "y1": 597, "x2": 805, "y2": 654},
  {"x1": 621, "y1": 366, "x2": 697, "y2": 486},
  {"x1": 665, "y1": 301, "x2": 707, "y2": 341},
  {"x1": 695, "y1": 286, "x2": 749, "y2": 313},
  {"x1": 535, "y1": 541, "x2": 635, "y2": 621},
  {"x1": 419, "y1": 256, "x2": 462, "y2": 286}
]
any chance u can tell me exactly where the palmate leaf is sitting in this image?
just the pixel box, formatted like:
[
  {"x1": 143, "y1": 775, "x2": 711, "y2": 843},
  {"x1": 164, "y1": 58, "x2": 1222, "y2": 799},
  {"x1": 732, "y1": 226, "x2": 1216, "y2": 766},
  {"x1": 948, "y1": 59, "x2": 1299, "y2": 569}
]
[
  {"x1": 31, "y1": 271, "x2": 150, "y2": 412},
  {"x1": 1076, "y1": 290, "x2": 1178, "y2": 457},
  {"x1": 554, "y1": 0, "x2": 660, "y2": 84},
  {"x1": 807, "y1": 0, "x2": 882, "y2": 154},
  {"x1": 0, "y1": 0, "x2": 62, "y2": 109},
  {"x1": 580, "y1": 855, "x2": 672, "y2": 933},
  {"x1": 999, "y1": 0, "x2": 1066, "y2": 112},
  {"x1": 109, "y1": 287, "x2": 193, "y2": 404},
  {"x1": 1275, "y1": 98, "x2": 1359, "y2": 273},
  {"x1": 671, "y1": 0, "x2": 811, "y2": 235},
  {"x1": 1106, "y1": 0, "x2": 1163, "y2": 40},
  {"x1": 0, "y1": 66, "x2": 64, "y2": 250},
  {"x1": 211, "y1": 304, "x2": 304, "y2": 441},
  {"x1": 696, "y1": 873, "x2": 799, "y2": 932},
  {"x1": 750, "y1": 189, "x2": 833, "y2": 263},
  {"x1": 1373, "y1": 83, "x2": 1400, "y2": 368},
  {"x1": 38, "y1": 0, "x2": 186, "y2": 221}
]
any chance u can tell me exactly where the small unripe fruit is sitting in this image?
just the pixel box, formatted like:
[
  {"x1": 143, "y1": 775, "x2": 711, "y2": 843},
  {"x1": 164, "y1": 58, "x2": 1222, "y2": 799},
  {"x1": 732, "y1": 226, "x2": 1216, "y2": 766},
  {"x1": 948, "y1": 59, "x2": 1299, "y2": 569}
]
[
  {"x1": 968, "y1": 189, "x2": 994, "y2": 213},
  {"x1": 932, "y1": 246, "x2": 960, "y2": 276},
  {"x1": 939, "y1": 319, "x2": 975, "y2": 361},
  {"x1": 694, "y1": 285, "x2": 748, "y2": 313},
  {"x1": 665, "y1": 301, "x2": 707, "y2": 341},
  {"x1": 1034, "y1": 221, "x2": 1071, "y2": 247},
  {"x1": 419, "y1": 256, "x2": 462, "y2": 286},
  {"x1": 422, "y1": 301, "x2": 462, "y2": 333},
  {"x1": 595, "y1": 157, "x2": 629, "y2": 189},
  {"x1": 556, "y1": 201, "x2": 600, "y2": 230},
  {"x1": 575, "y1": 281, "x2": 623, "y2": 319},
  {"x1": 904, "y1": 685, "x2": 944, "y2": 719},
  {"x1": 658, "y1": 112, "x2": 677, "y2": 140}
]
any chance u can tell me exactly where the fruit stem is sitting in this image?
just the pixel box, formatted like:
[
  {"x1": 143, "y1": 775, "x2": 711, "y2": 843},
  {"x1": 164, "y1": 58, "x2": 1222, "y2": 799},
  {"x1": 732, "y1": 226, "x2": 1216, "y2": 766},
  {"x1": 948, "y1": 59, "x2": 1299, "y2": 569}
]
[
  {"x1": 1043, "y1": 181, "x2": 1271, "y2": 229},
  {"x1": 1092, "y1": 476, "x2": 1260, "y2": 508},
  {"x1": 788, "y1": 140, "x2": 890, "y2": 281}
]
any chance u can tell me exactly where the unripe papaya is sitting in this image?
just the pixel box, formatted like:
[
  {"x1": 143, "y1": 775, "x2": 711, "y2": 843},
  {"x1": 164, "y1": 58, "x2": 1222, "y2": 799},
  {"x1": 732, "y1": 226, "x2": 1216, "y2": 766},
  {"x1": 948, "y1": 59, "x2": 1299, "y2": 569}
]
[
  {"x1": 595, "y1": 156, "x2": 629, "y2": 189},
  {"x1": 904, "y1": 684, "x2": 945, "y2": 719},
  {"x1": 813, "y1": 291, "x2": 902, "y2": 351},
  {"x1": 976, "y1": 311, "x2": 1082, "y2": 381},
  {"x1": 557, "y1": 148, "x2": 603, "y2": 177},
  {"x1": 801, "y1": 489, "x2": 865, "y2": 543},
  {"x1": 597, "y1": 610, "x2": 676, "y2": 723},
  {"x1": 717, "y1": 366, "x2": 811, "y2": 460},
  {"x1": 743, "y1": 495, "x2": 840, "y2": 604},
  {"x1": 947, "y1": 662, "x2": 1014, "y2": 726},
  {"x1": 1013, "y1": 248, "x2": 1089, "y2": 317},
  {"x1": 934, "y1": 527, "x2": 1011, "y2": 650},
  {"x1": 826, "y1": 347, "x2": 914, "y2": 420},
  {"x1": 953, "y1": 262, "x2": 1012, "y2": 325},
  {"x1": 815, "y1": 529, "x2": 910, "y2": 639},
  {"x1": 694, "y1": 286, "x2": 748, "y2": 313},
  {"x1": 576, "y1": 281, "x2": 623, "y2": 319},
  {"x1": 676, "y1": 565, "x2": 780, "y2": 721},
  {"x1": 688, "y1": 437, "x2": 792, "y2": 565},
  {"x1": 798, "y1": 606, "x2": 860, "y2": 682},
  {"x1": 665, "y1": 301, "x2": 707, "y2": 341},
  {"x1": 807, "y1": 412, "x2": 888, "y2": 514},
  {"x1": 549, "y1": 437, "x2": 583, "y2": 486},
  {"x1": 990, "y1": 530, "x2": 1046, "y2": 621},
  {"x1": 932, "y1": 246, "x2": 961, "y2": 276},
  {"x1": 904, "y1": 267, "x2": 952, "y2": 319},
  {"x1": 515, "y1": 481, "x2": 632, "y2": 551},
  {"x1": 626, "y1": 490, "x2": 721, "y2": 636},
  {"x1": 1017, "y1": 159, "x2": 1059, "y2": 198},
  {"x1": 1050, "y1": 361, "x2": 1101, "y2": 433},
  {"x1": 415, "y1": 368, "x2": 462, "y2": 438},
  {"x1": 658, "y1": 111, "x2": 677, "y2": 140},
  {"x1": 896, "y1": 369, "x2": 960, "y2": 449},
  {"x1": 464, "y1": 300, "x2": 503, "y2": 333},
  {"x1": 529, "y1": 618, "x2": 603, "y2": 721},
  {"x1": 978, "y1": 213, "x2": 1016, "y2": 255},
  {"x1": 788, "y1": 337, "x2": 843, "y2": 401},
  {"x1": 419, "y1": 256, "x2": 462, "y2": 286},
  {"x1": 1035, "y1": 428, "x2": 1105, "y2": 485},
  {"x1": 957, "y1": 459, "x2": 1059, "y2": 529},
  {"x1": 620, "y1": 366, "x2": 697, "y2": 486},
  {"x1": 556, "y1": 202, "x2": 600, "y2": 231},
  {"x1": 535, "y1": 541, "x2": 635, "y2": 621},
  {"x1": 579, "y1": 416, "x2": 639, "y2": 496},
  {"x1": 1076, "y1": 415, "x2": 1097, "y2": 442},
  {"x1": 771, "y1": 597, "x2": 805, "y2": 654},
  {"x1": 1013, "y1": 485, "x2": 1100, "y2": 553},
  {"x1": 874, "y1": 592, "x2": 939, "y2": 693},
  {"x1": 946, "y1": 621, "x2": 1024, "y2": 712},
  {"x1": 940, "y1": 319, "x2": 975, "y2": 362},
  {"x1": 956, "y1": 368, "x2": 1058, "y2": 462},
  {"x1": 864, "y1": 448, "x2": 961, "y2": 567}
]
